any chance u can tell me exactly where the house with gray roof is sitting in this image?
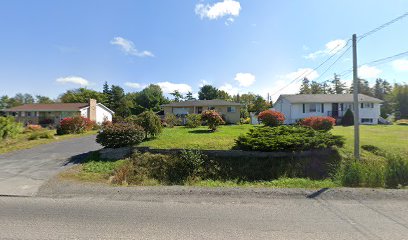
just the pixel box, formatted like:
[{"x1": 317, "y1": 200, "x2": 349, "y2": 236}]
[
  {"x1": 273, "y1": 94, "x2": 383, "y2": 125},
  {"x1": 162, "y1": 99, "x2": 243, "y2": 124}
]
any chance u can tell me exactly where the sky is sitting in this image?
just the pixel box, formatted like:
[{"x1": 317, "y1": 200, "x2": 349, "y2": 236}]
[{"x1": 0, "y1": 0, "x2": 407, "y2": 101}]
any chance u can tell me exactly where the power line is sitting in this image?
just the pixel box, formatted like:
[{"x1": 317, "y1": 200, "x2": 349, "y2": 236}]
[
  {"x1": 359, "y1": 12, "x2": 408, "y2": 40},
  {"x1": 270, "y1": 39, "x2": 351, "y2": 97},
  {"x1": 312, "y1": 45, "x2": 352, "y2": 83}
]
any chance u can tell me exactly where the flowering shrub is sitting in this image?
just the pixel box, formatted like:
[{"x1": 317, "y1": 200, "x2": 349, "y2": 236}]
[
  {"x1": 26, "y1": 124, "x2": 43, "y2": 132},
  {"x1": 201, "y1": 110, "x2": 225, "y2": 131},
  {"x1": 258, "y1": 110, "x2": 285, "y2": 127},
  {"x1": 300, "y1": 116, "x2": 336, "y2": 131},
  {"x1": 57, "y1": 116, "x2": 95, "y2": 135},
  {"x1": 96, "y1": 122, "x2": 145, "y2": 148}
]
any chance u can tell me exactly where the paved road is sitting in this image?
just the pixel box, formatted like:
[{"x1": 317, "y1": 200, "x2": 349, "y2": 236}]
[
  {"x1": 0, "y1": 135, "x2": 101, "y2": 196},
  {"x1": 0, "y1": 193, "x2": 407, "y2": 240}
]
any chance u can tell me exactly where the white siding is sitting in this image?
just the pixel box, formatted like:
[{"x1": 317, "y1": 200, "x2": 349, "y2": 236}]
[
  {"x1": 95, "y1": 105, "x2": 112, "y2": 124},
  {"x1": 274, "y1": 98, "x2": 292, "y2": 124},
  {"x1": 80, "y1": 108, "x2": 87, "y2": 118}
]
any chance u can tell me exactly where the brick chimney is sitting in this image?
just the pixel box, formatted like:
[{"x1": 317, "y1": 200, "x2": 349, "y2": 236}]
[{"x1": 89, "y1": 98, "x2": 97, "y2": 121}]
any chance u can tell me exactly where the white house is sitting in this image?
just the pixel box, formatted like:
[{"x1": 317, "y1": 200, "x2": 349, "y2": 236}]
[
  {"x1": 4, "y1": 99, "x2": 114, "y2": 125},
  {"x1": 273, "y1": 94, "x2": 383, "y2": 125}
]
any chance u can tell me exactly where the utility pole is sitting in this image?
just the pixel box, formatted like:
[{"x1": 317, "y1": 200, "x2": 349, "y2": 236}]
[{"x1": 352, "y1": 34, "x2": 360, "y2": 160}]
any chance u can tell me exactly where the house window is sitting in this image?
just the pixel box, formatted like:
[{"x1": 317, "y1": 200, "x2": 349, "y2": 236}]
[
  {"x1": 197, "y1": 107, "x2": 203, "y2": 114},
  {"x1": 227, "y1": 106, "x2": 236, "y2": 113},
  {"x1": 308, "y1": 103, "x2": 321, "y2": 113},
  {"x1": 26, "y1": 112, "x2": 32, "y2": 117},
  {"x1": 361, "y1": 118, "x2": 373, "y2": 123},
  {"x1": 361, "y1": 103, "x2": 374, "y2": 108},
  {"x1": 208, "y1": 106, "x2": 215, "y2": 110}
]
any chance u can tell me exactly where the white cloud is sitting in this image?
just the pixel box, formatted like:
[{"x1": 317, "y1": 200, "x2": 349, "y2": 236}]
[
  {"x1": 199, "y1": 79, "x2": 211, "y2": 87},
  {"x1": 110, "y1": 37, "x2": 154, "y2": 57},
  {"x1": 225, "y1": 17, "x2": 234, "y2": 26},
  {"x1": 195, "y1": 0, "x2": 241, "y2": 23},
  {"x1": 234, "y1": 72, "x2": 255, "y2": 87},
  {"x1": 124, "y1": 82, "x2": 144, "y2": 89},
  {"x1": 358, "y1": 65, "x2": 382, "y2": 79},
  {"x1": 156, "y1": 81, "x2": 192, "y2": 94},
  {"x1": 284, "y1": 68, "x2": 319, "y2": 81},
  {"x1": 304, "y1": 39, "x2": 347, "y2": 60},
  {"x1": 56, "y1": 76, "x2": 89, "y2": 86},
  {"x1": 219, "y1": 83, "x2": 240, "y2": 95},
  {"x1": 392, "y1": 58, "x2": 408, "y2": 71}
]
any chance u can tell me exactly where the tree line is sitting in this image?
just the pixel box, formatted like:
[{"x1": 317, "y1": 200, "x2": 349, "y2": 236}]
[{"x1": 299, "y1": 75, "x2": 408, "y2": 119}]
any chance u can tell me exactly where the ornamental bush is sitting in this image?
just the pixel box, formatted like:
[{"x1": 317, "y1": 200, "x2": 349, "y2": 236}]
[
  {"x1": 96, "y1": 122, "x2": 145, "y2": 148},
  {"x1": 342, "y1": 109, "x2": 354, "y2": 126},
  {"x1": 164, "y1": 113, "x2": 181, "y2": 128},
  {"x1": 0, "y1": 116, "x2": 23, "y2": 139},
  {"x1": 257, "y1": 110, "x2": 285, "y2": 127},
  {"x1": 25, "y1": 124, "x2": 43, "y2": 132},
  {"x1": 201, "y1": 110, "x2": 225, "y2": 131},
  {"x1": 234, "y1": 125, "x2": 344, "y2": 152},
  {"x1": 131, "y1": 111, "x2": 162, "y2": 138},
  {"x1": 186, "y1": 114, "x2": 202, "y2": 128},
  {"x1": 57, "y1": 116, "x2": 95, "y2": 135},
  {"x1": 300, "y1": 116, "x2": 336, "y2": 131}
]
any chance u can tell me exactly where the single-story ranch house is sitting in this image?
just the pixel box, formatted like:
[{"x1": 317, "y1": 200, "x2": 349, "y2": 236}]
[
  {"x1": 3, "y1": 99, "x2": 114, "y2": 125},
  {"x1": 162, "y1": 99, "x2": 243, "y2": 124},
  {"x1": 274, "y1": 94, "x2": 383, "y2": 125}
]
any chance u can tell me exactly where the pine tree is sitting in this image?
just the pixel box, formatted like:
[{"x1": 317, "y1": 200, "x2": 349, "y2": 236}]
[
  {"x1": 331, "y1": 74, "x2": 347, "y2": 94},
  {"x1": 185, "y1": 92, "x2": 194, "y2": 100},
  {"x1": 310, "y1": 81, "x2": 324, "y2": 94},
  {"x1": 299, "y1": 78, "x2": 311, "y2": 94}
]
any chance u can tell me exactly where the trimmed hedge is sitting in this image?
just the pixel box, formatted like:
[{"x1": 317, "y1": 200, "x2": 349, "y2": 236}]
[
  {"x1": 258, "y1": 110, "x2": 285, "y2": 126},
  {"x1": 96, "y1": 122, "x2": 145, "y2": 148},
  {"x1": 300, "y1": 116, "x2": 336, "y2": 131},
  {"x1": 235, "y1": 126, "x2": 344, "y2": 152},
  {"x1": 57, "y1": 116, "x2": 95, "y2": 135}
]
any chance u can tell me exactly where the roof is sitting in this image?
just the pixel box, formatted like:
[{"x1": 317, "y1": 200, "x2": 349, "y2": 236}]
[
  {"x1": 3, "y1": 103, "x2": 89, "y2": 112},
  {"x1": 162, "y1": 99, "x2": 243, "y2": 107},
  {"x1": 81, "y1": 103, "x2": 115, "y2": 114},
  {"x1": 277, "y1": 94, "x2": 383, "y2": 103}
]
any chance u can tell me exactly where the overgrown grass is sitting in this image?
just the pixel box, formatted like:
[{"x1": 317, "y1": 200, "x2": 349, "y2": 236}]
[
  {"x1": 188, "y1": 178, "x2": 338, "y2": 189},
  {"x1": 139, "y1": 125, "x2": 253, "y2": 150},
  {"x1": 0, "y1": 130, "x2": 98, "y2": 154}
]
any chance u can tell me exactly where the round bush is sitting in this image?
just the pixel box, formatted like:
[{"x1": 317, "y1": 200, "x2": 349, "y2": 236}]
[
  {"x1": 96, "y1": 123, "x2": 145, "y2": 148},
  {"x1": 235, "y1": 125, "x2": 344, "y2": 152},
  {"x1": 300, "y1": 116, "x2": 336, "y2": 131},
  {"x1": 201, "y1": 110, "x2": 224, "y2": 131},
  {"x1": 258, "y1": 110, "x2": 285, "y2": 127},
  {"x1": 129, "y1": 111, "x2": 162, "y2": 138},
  {"x1": 186, "y1": 114, "x2": 202, "y2": 128},
  {"x1": 164, "y1": 113, "x2": 181, "y2": 128},
  {"x1": 0, "y1": 116, "x2": 23, "y2": 139},
  {"x1": 57, "y1": 116, "x2": 95, "y2": 135},
  {"x1": 342, "y1": 109, "x2": 354, "y2": 126}
]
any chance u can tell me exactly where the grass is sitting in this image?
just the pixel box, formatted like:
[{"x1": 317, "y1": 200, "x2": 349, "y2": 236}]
[
  {"x1": 331, "y1": 125, "x2": 408, "y2": 154},
  {"x1": 139, "y1": 124, "x2": 253, "y2": 150},
  {"x1": 0, "y1": 130, "x2": 98, "y2": 154}
]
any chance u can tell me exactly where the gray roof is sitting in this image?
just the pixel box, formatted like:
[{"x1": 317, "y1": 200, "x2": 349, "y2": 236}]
[
  {"x1": 278, "y1": 94, "x2": 383, "y2": 103},
  {"x1": 162, "y1": 99, "x2": 243, "y2": 107}
]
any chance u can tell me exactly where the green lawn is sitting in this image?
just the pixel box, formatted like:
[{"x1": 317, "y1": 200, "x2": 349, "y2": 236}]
[
  {"x1": 0, "y1": 130, "x2": 98, "y2": 154},
  {"x1": 139, "y1": 125, "x2": 254, "y2": 150},
  {"x1": 331, "y1": 125, "x2": 408, "y2": 154}
]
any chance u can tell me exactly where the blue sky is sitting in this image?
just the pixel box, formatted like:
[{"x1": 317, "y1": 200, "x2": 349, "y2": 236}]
[{"x1": 1, "y1": 0, "x2": 407, "y2": 101}]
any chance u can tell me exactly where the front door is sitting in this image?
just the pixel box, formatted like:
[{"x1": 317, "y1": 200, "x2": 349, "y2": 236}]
[{"x1": 332, "y1": 103, "x2": 339, "y2": 117}]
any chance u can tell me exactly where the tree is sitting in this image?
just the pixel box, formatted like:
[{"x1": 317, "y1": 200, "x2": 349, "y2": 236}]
[
  {"x1": 392, "y1": 83, "x2": 408, "y2": 119},
  {"x1": 35, "y1": 95, "x2": 54, "y2": 104},
  {"x1": 373, "y1": 79, "x2": 393, "y2": 118},
  {"x1": 102, "y1": 81, "x2": 112, "y2": 109},
  {"x1": 198, "y1": 85, "x2": 218, "y2": 100},
  {"x1": 299, "y1": 78, "x2": 311, "y2": 94},
  {"x1": 217, "y1": 90, "x2": 231, "y2": 100},
  {"x1": 132, "y1": 84, "x2": 167, "y2": 114},
  {"x1": 0, "y1": 95, "x2": 10, "y2": 109},
  {"x1": 342, "y1": 109, "x2": 354, "y2": 126},
  {"x1": 110, "y1": 85, "x2": 132, "y2": 117},
  {"x1": 170, "y1": 90, "x2": 184, "y2": 102},
  {"x1": 185, "y1": 92, "x2": 195, "y2": 100},
  {"x1": 249, "y1": 95, "x2": 270, "y2": 114},
  {"x1": 310, "y1": 81, "x2": 324, "y2": 94},
  {"x1": 59, "y1": 88, "x2": 106, "y2": 104},
  {"x1": 350, "y1": 79, "x2": 373, "y2": 96},
  {"x1": 330, "y1": 74, "x2": 347, "y2": 94}
]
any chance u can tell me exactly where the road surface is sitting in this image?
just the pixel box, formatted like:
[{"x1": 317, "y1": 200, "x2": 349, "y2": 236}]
[
  {"x1": 0, "y1": 135, "x2": 101, "y2": 196},
  {"x1": 1, "y1": 191, "x2": 407, "y2": 240}
]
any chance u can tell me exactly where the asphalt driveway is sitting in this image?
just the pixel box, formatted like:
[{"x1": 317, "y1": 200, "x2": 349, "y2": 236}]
[{"x1": 0, "y1": 135, "x2": 102, "y2": 196}]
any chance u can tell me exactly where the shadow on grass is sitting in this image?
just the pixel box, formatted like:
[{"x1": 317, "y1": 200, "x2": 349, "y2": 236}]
[
  {"x1": 188, "y1": 129, "x2": 213, "y2": 134},
  {"x1": 63, "y1": 150, "x2": 116, "y2": 166}
]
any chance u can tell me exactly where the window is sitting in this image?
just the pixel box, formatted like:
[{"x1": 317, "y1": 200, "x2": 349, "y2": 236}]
[
  {"x1": 361, "y1": 118, "x2": 373, "y2": 123},
  {"x1": 208, "y1": 106, "x2": 215, "y2": 110},
  {"x1": 26, "y1": 112, "x2": 32, "y2": 117},
  {"x1": 197, "y1": 107, "x2": 203, "y2": 114},
  {"x1": 361, "y1": 103, "x2": 374, "y2": 108},
  {"x1": 308, "y1": 103, "x2": 321, "y2": 113},
  {"x1": 227, "y1": 106, "x2": 236, "y2": 113}
]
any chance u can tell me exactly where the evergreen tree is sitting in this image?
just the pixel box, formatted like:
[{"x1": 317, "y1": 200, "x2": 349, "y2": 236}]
[
  {"x1": 185, "y1": 92, "x2": 195, "y2": 100},
  {"x1": 217, "y1": 90, "x2": 231, "y2": 100},
  {"x1": 198, "y1": 85, "x2": 218, "y2": 100},
  {"x1": 110, "y1": 85, "x2": 131, "y2": 117},
  {"x1": 331, "y1": 74, "x2": 347, "y2": 94},
  {"x1": 35, "y1": 95, "x2": 54, "y2": 104},
  {"x1": 299, "y1": 78, "x2": 311, "y2": 94},
  {"x1": 170, "y1": 90, "x2": 184, "y2": 102},
  {"x1": 310, "y1": 81, "x2": 324, "y2": 94}
]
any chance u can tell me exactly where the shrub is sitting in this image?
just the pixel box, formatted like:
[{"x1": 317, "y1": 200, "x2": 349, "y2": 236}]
[
  {"x1": 28, "y1": 131, "x2": 55, "y2": 140},
  {"x1": 257, "y1": 110, "x2": 285, "y2": 127},
  {"x1": 234, "y1": 126, "x2": 344, "y2": 152},
  {"x1": 385, "y1": 153, "x2": 408, "y2": 188},
  {"x1": 57, "y1": 116, "x2": 95, "y2": 135},
  {"x1": 0, "y1": 116, "x2": 23, "y2": 139},
  {"x1": 166, "y1": 149, "x2": 205, "y2": 184},
  {"x1": 186, "y1": 114, "x2": 202, "y2": 128},
  {"x1": 201, "y1": 110, "x2": 225, "y2": 131},
  {"x1": 39, "y1": 118, "x2": 53, "y2": 125},
  {"x1": 395, "y1": 119, "x2": 408, "y2": 125},
  {"x1": 134, "y1": 111, "x2": 162, "y2": 138},
  {"x1": 300, "y1": 116, "x2": 336, "y2": 131},
  {"x1": 96, "y1": 122, "x2": 145, "y2": 148},
  {"x1": 336, "y1": 158, "x2": 385, "y2": 188},
  {"x1": 164, "y1": 113, "x2": 181, "y2": 128},
  {"x1": 342, "y1": 109, "x2": 354, "y2": 126},
  {"x1": 240, "y1": 117, "x2": 250, "y2": 124}
]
